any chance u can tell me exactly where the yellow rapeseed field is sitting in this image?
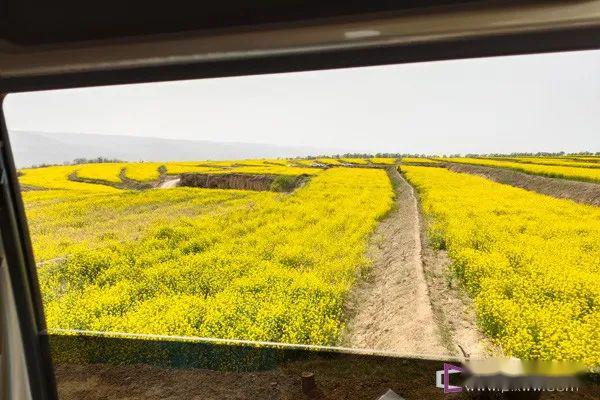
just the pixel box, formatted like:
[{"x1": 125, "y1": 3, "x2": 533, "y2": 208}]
[
  {"x1": 401, "y1": 157, "x2": 440, "y2": 164},
  {"x1": 403, "y1": 166, "x2": 600, "y2": 365},
  {"x1": 443, "y1": 157, "x2": 600, "y2": 183},
  {"x1": 21, "y1": 157, "x2": 600, "y2": 363},
  {"x1": 508, "y1": 157, "x2": 600, "y2": 169},
  {"x1": 25, "y1": 165, "x2": 394, "y2": 345},
  {"x1": 317, "y1": 158, "x2": 342, "y2": 166},
  {"x1": 76, "y1": 163, "x2": 124, "y2": 183},
  {"x1": 369, "y1": 158, "x2": 397, "y2": 165},
  {"x1": 20, "y1": 165, "x2": 120, "y2": 192},
  {"x1": 124, "y1": 162, "x2": 163, "y2": 181},
  {"x1": 568, "y1": 156, "x2": 600, "y2": 163},
  {"x1": 341, "y1": 158, "x2": 369, "y2": 165},
  {"x1": 220, "y1": 165, "x2": 318, "y2": 176},
  {"x1": 160, "y1": 163, "x2": 221, "y2": 175}
]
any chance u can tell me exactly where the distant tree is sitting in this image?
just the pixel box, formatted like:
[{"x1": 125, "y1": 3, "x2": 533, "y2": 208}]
[{"x1": 72, "y1": 157, "x2": 123, "y2": 164}]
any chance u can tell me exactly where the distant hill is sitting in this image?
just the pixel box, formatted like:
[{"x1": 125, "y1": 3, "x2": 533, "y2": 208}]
[{"x1": 9, "y1": 131, "x2": 330, "y2": 168}]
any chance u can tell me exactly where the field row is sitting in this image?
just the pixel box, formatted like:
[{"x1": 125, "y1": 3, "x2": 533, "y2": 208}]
[
  {"x1": 404, "y1": 166, "x2": 600, "y2": 365},
  {"x1": 21, "y1": 155, "x2": 600, "y2": 192},
  {"x1": 32, "y1": 168, "x2": 395, "y2": 345},
  {"x1": 20, "y1": 162, "x2": 321, "y2": 189},
  {"x1": 396, "y1": 156, "x2": 600, "y2": 184},
  {"x1": 438, "y1": 157, "x2": 600, "y2": 183},
  {"x1": 498, "y1": 156, "x2": 600, "y2": 169},
  {"x1": 20, "y1": 156, "x2": 600, "y2": 366},
  {"x1": 20, "y1": 158, "x2": 400, "y2": 188}
]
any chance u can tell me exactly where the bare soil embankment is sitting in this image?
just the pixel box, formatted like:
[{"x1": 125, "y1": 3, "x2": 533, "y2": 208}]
[
  {"x1": 417, "y1": 206, "x2": 490, "y2": 360},
  {"x1": 53, "y1": 360, "x2": 598, "y2": 400},
  {"x1": 180, "y1": 173, "x2": 308, "y2": 192},
  {"x1": 19, "y1": 183, "x2": 46, "y2": 191},
  {"x1": 445, "y1": 163, "x2": 600, "y2": 206},
  {"x1": 53, "y1": 357, "x2": 457, "y2": 400},
  {"x1": 344, "y1": 169, "x2": 451, "y2": 357}
]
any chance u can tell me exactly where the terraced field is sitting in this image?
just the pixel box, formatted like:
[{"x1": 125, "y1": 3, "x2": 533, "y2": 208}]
[
  {"x1": 404, "y1": 165, "x2": 600, "y2": 366},
  {"x1": 23, "y1": 161, "x2": 394, "y2": 345},
  {"x1": 505, "y1": 157, "x2": 600, "y2": 169},
  {"x1": 19, "y1": 155, "x2": 600, "y2": 366},
  {"x1": 442, "y1": 157, "x2": 600, "y2": 183}
]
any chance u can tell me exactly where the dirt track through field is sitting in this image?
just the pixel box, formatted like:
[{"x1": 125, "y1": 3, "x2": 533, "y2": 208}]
[
  {"x1": 343, "y1": 169, "x2": 451, "y2": 357},
  {"x1": 445, "y1": 162, "x2": 600, "y2": 206},
  {"x1": 158, "y1": 178, "x2": 180, "y2": 188}
]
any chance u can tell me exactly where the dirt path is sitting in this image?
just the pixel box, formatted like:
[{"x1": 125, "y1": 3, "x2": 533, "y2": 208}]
[
  {"x1": 158, "y1": 178, "x2": 180, "y2": 188},
  {"x1": 343, "y1": 169, "x2": 450, "y2": 357},
  {"x1": 445, "y1": 163, "x2": 600, "y2": 206}
]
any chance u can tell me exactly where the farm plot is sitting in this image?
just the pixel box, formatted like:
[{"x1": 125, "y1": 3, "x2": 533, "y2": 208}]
[
  {"x1": 443, "y1": 162, "x2": 600, "y2": 207},
  {"x1": 443, "y1": 157, "x2": 600, "y2": 183},
  {"x1": 26, "y1": 166, "x2": 394, "y2": 345},
  {"x1": 76, "y1": 163, "x2": 125, "y2": 183},
  {"x1": 19, "y1": 161, "x2": 318, "y2": 190},
  {"x1": 317, "y1": 158, "x2": 342, "y2": 166},
  {"x1": 124, "y1": 162, "x2": 164, "y2": 181},
  {"x1": 340, "y1": 158, "x2": 369, "y2": 165},
  {"x1": 20, "y1": 165, "x2": 120, "y2": 192},
  {"x1": 19, "y1": 156, "x2": 600, "y2": 364},
  {"x1": 403, "y1": 166, "x2": 600, "y2": 366},
  {"x1": 23, "y1": 188, "x2": 258, "y2": 262},
  {"x1": 369, "y1": 158, "x2": 397, "y2": 165},
  {"x1": 568, "y1": 156, "x2": 600, "y2": 163},
  {"x1": 502, "y1": 157, "x2": 600, "y2": 169}
]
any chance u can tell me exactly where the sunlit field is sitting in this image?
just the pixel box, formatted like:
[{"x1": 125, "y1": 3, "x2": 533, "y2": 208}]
[
  {"x1": 19, "y1": 155, "x2": 600, "y2": 366},
  {"x1": 23, "y1": 160, "x2": 394, "y2": 345},
  {"x1": 442, "y1": 157, "x2": 600, "y2": 183},
  {"x1": 404, "y1": 165, "x2": 600, "y2": 366}
]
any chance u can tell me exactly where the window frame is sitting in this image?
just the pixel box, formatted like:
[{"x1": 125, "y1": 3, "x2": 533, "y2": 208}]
[{"x1": 1, "y1": 6, "x2": 600, "y2": 400}]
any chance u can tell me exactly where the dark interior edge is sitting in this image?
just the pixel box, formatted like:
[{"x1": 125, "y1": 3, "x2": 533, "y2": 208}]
[{"x1": 2, "y1": 25, "x2": 600, "y2": 94}]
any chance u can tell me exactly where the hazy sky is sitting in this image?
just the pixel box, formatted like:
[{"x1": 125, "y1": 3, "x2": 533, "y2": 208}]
[{"x1": 4, "y1": 49, "x2": 600, "y2": 155}]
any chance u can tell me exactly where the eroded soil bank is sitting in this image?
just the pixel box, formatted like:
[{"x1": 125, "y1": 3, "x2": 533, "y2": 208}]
[
  {"x1": 417, "y1": 202, "x2": 490, "y2": 360},
  {"x1": 180, "y1": 173, "x2": 307, "y2": 192},
  {"x1": 445, "y1": 163, "x2": 600, "y2": 206}
]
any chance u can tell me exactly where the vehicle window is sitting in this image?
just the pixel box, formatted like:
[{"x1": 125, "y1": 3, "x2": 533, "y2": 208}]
[{"x1": 3, "y1": 49, "x2": 599, "y2": 399}]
